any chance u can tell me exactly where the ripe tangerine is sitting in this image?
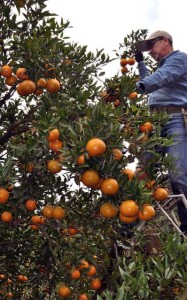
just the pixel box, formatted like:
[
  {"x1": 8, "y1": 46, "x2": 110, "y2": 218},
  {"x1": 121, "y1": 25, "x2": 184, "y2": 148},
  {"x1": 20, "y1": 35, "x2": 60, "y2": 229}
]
[
  {"x1": 119, "y1": 200, "x2": 139, "y2": 217},
  {"x1": 100, "y1": 202, "x2": 118, "y2": 218},
  {"x1": 138, "y1": 204, "x2": 156, "y2": 221},
  {"x1": 112, "y1": 148, "x2": 123, "y2": 160},
  {"x1": 46, "y1": 78, "x2": 60, "y2": 93},
  {"x1": 42, "y1": 205, "x2": 53, "y2": 219},
  {"x1": 86, "y1": 138, "x2": 106, "y2": 157},
  {"x1": 58, "y1": 285, "x2": 71, "y2": 298},
  {"x1": 48, "y1": 139, "x2": 63, "y2": 152},
  {"x1": 154, "y1": 187, "x2": 168, "y2": 201},
  {"x1": 15, "y1": 67, "x2": 29, "y2": 80},
  {"x1": 25, "y1": 199, "x2": 37, "y2": 211},
  {"x1": 1, "y1": 211, "x2": 13, "y2": 223},
  {"x1": 5, "y1": 75, "x2": 17, "y2": 86},
  {"x1": 52, "y1": 206, "x2": 65, "y2": 220},
  {"x1": 17, "y1": 80, "x2": 36, "y2": 96},
  {"x1": 91, "y1": 278, "x2": 102, "y2": 290},
  {"x1": 47, "y1": 159, "x2": 62, "y2": 174},
  {"x1": 0, "y1": 188, "x2": 9, "y2": 203},
  {"x1": 100, "y1": 178, "x2": 119, "y2": 195},
  {"x1": 121, "y1": 168, "x2": 134, "y2": 180},
  {"x1": 139, "y1": 122, "x2": 153, "y2": 133},
  {"x1": 81, "y1": 170, "x2": 100, "y2": 188},
  {"x1": 1, "y1": 65, "x2": 12, "y2": 78},
  {"x1": 47, "y1": 128, "x2": 60, "y2": 142},
  {"x1": 70, "y1": 268, "x2": 81, "y2": 279}
]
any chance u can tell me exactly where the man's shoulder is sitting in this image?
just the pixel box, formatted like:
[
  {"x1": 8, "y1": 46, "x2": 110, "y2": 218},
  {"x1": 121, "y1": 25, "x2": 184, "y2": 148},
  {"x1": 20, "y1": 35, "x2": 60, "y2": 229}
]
[{"x1": 170, "y1": 50, "x2": 187, "y2": 58}]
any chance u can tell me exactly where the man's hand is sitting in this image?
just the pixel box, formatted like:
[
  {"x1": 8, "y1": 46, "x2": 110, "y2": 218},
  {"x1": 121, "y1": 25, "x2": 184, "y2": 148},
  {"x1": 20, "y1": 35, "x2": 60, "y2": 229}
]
[{"x1": 135, "y1": 51, "x2": 144, "y2": 63}]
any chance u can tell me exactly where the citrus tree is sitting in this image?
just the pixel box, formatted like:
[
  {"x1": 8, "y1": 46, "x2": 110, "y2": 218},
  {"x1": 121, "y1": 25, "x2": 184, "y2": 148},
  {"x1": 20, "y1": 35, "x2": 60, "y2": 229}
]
[{"x1": 1, "y1": 1, "x2": 186, "y2": 299}]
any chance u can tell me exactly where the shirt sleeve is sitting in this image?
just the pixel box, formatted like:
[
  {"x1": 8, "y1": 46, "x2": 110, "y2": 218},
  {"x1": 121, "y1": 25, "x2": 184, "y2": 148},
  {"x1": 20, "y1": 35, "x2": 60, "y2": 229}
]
[{"x1": 139, "y1": 54, "x2": 187, "y2": 93}]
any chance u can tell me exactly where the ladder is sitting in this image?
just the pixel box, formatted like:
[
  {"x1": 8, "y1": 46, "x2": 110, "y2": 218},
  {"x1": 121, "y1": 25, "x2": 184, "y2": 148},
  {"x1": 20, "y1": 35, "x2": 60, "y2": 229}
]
[{"x1": 155, "y1": 193, "x2": 187, "y2": 240}]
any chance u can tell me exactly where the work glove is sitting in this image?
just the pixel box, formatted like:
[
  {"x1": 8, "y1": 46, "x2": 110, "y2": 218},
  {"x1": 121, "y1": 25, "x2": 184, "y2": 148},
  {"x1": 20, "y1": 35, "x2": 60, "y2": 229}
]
[{"x1": 135, "y1": 51, "x2": 144, "y2": 63}]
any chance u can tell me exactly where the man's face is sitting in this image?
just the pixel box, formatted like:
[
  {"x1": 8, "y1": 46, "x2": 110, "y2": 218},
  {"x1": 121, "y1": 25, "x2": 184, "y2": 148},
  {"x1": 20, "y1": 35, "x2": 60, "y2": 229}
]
[{"x1": 148, "y1": 37, "x2": 168, "y2": 61}]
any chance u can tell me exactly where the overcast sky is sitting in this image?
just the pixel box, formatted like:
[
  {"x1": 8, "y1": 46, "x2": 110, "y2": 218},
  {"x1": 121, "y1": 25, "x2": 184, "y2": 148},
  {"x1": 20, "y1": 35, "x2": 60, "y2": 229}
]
[{"x1": 47, "y1": 0, "x2": 187, "y2": 77}]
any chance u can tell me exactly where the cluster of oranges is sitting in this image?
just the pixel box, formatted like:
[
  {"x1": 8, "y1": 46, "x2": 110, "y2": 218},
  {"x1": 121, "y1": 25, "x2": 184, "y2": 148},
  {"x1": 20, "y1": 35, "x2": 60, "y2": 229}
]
[
  {"x1": 0, "y1": 188, "x2": 13, "y2": 223},
  {"x1": 58, "y1": 259, "x2": 101, "y2": 299},
  {"x1": 0, "y1": 186, "x2": 66, "y2": 228},
  {"x1": 99, "y1": 56, "x2": 138, "y2": 108},
  {"x1": 75, "y1": 137, "x2": 169, "y2": 223},
  {"x1": 0, "y1": 64, "x2": 61, "y2": 96},
  {"x1": 30, "y1": 205, "x2": 66, "y2": 230},
  {"x1": 0, "y1": 273, "x2": 28, "y2": 298},
  {"x1": 120, "y1": 57, "x2": 136, "y2": 74},
  {"x1": 46, "y1": 128, "x2": 64, "y2": 174}
]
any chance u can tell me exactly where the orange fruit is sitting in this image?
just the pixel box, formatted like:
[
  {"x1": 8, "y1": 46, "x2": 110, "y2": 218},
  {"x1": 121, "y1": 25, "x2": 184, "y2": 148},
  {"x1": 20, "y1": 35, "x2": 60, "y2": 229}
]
[
  {"x1": 47, "y1": 159, "x2": 62, "y2": 174},
  {"x1": 46, "y1": 78, "x2": 60, "y2": 93},
  {"x1": 120, "y1": 58, "x2": 128, "y2": 67},
  {"x1": 0, "y1": 274, "x2": 5, "y2": 280},
  {"x1": 87, "y1": 265, "x2": 97, "y2": 277},
  {"x1": 26, "y1": 162, "x2": 34, "y2": 173},
  {"x1": 121, "y1": 168, "x2": 134, "y2": 180},
  {"x1": 0, "y1": 188, "x2": 9, "y2": 203},
  {"x1": 52, "y1": 206, "x2": 65, "y2": 220},
  {"x1": 5, "y1": 75, "x2": 17, "y2": 86},
  {"x1": 1, "y1": 211, "x2": 13, "y2": 222},
  {"x1": 48, "y1": 139, "x2": 63, "y2": 152},
  {"x1": 100, "y1": 178, "x2": 119, "y2": 195},
  {"x1": 42, "y1": 205, "x2": 53, "y2": 219},
  {"x1": 22, "y1": 275, "x2": 28, "y2": 282},
  {"x1": 25, "y1": 199, "x2": 37, "y2": 211},
  {"x1": 113, "y1": 99, "x2": 120, "y2": 107},
  {"x1": 128, "y1": 92, "x2": 137, "y2": 100},
  {"x1": 154, "y1": 187, "x2": 168, "y2": 201},
  {"x1": 86, "y1": 138, "x2": 106, "y2": 157},
  {"x1": 30, "y1": 215, "x2": 41, "y2": 229},
  {"x1": 17, "y1": 275, "x2": 24, "y2": 281},
  {"x1": 119, "y1": 200, "x2": 139, "y2": 217},
  {"x1": 79, "y1": 260, "x2": 90, "y2": 270},
  {"x1": 81, "y1": 170, "x2": 100, "y2": 188},
  {"x1": 145, "y1": 180, "x2": 156, "y2": 189},
  {"x1": 127, "y1": 58, "x2": 136, "y2": 65},
  {"x1": 100, "y1": 202, "x2": 118, "y2": 218},
  {"x1": 90, "y1": 278, "x2": 102, "y2": 290},
  {"x1": 17, "y1": 80, "x2": 36, "y2": 96},
  {"x1": 119, "y1": 213, "x2": 137, "y2": 223},
  {"x1": 58, "y1": 285, "x2": 71, "y2": 298},
  {"x1": 15, "y1": 67, "x2": 29, "y2": 80},
  {"x1": 1, "y1": 65, "x2": 12, "y2": 78},
  {"x1": 6, "y1": 292, "x2": 13, "y2": 298},
  {"x1": 78, "y1": 294, "x2": 89, "y2": 300},
  {"x1": 139, "y1": 122, "x2": 153, "y2": 132},
  {"x1": 47, "y1": 129, "x2": 60, "y2": 142},
  {"x1": 70, "y1": 268, "x2": 81, "y2": 279},
  {"x1": 36, "y1": 78, "x2": 47, "y2": 88},
  {"x1": 76, "y1": 153, "x2": 89, "y2": 165},
  {"x1": 121, "y1": 66, "x2": 128, "y2": 74},
  {"x1": 99, "y1": 90, "x2": 108, "y2": 98},
  {"x1": 112, "y1": 149, "x2": 123, "y2": 160},
  {"x1": 67, "y1": 227, "x2": 78, "y2": 235},
  {"x1": 138, "y1": 204, "x2": 156, "y2": 221}
]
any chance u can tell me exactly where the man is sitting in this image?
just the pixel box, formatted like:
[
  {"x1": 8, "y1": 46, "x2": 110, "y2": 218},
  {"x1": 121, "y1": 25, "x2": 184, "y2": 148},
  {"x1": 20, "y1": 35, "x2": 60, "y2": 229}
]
[{"x1": 135, "y1": 30, "x2": 187, "y2": 233}]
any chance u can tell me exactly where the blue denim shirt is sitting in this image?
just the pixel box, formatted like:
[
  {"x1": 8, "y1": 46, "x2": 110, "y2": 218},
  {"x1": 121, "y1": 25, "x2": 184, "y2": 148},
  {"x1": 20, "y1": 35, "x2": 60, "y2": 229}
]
[{"x1": 136, "y1": 50, "x2": 187, "y2": 107}]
